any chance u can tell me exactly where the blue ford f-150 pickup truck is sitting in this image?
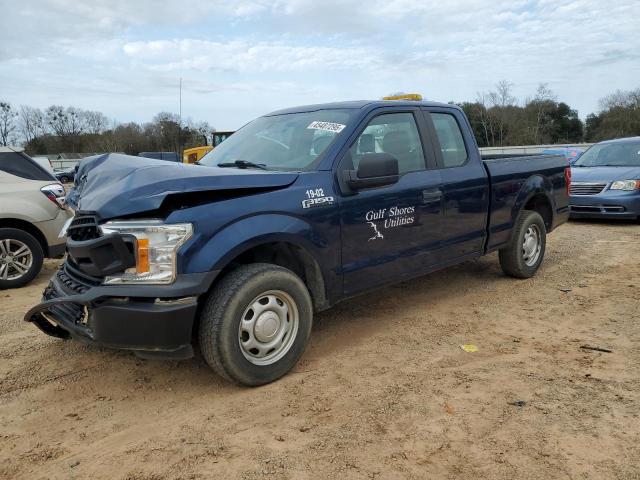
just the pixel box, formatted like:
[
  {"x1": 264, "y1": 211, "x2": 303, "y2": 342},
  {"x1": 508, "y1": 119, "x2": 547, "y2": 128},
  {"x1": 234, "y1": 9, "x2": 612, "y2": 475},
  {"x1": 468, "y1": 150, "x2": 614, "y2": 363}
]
[{"x1": 25, "y1": 100, "x2": 570, "y2": 385}]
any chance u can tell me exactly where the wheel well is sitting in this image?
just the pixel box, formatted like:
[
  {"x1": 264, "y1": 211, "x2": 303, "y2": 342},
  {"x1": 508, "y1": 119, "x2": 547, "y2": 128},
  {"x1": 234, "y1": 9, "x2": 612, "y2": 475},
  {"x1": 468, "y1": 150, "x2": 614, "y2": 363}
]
[
  {"x1": 217, "y1": 242, "x2": 328, "y2": 312},
  {"x1": 524, "y1": 194, "x2": 553, "y2": 230},
  {"x1": 0, "y1": 218, "x2": 49, "y2": 256}
]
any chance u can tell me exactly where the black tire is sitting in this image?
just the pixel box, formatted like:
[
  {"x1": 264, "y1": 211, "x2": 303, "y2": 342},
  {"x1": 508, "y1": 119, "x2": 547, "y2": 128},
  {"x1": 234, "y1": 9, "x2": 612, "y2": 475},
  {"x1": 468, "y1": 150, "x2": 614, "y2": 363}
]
[
  {"x1": 499, "y1": 210, "x2": 546, "y2": 279},
  {"x1": 60, "y1": 176, "x2": 69, "y2": 184},
  {"x1": 199, "y1": 263, "x2": 313, "y2": 386},
  {"x1": 0, "y1": 228, "x2": 44, "y2": 289}
]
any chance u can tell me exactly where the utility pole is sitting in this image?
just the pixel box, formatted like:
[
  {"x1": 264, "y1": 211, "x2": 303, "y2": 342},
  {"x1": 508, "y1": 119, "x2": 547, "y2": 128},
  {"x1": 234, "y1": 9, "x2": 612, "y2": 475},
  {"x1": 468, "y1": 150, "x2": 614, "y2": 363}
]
[{"x1": 178, "y1": 77, "x2": 182, "y2": 160}]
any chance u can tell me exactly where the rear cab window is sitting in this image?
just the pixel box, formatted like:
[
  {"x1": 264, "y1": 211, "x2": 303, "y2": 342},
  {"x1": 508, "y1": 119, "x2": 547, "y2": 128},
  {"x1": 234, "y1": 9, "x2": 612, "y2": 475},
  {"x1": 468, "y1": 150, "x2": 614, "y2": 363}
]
[
  {"x1": 429, "y1": 113, "x2": 468, "y2": 168},
  {"x1": 0, "y1": 152, "x2": 56, "y2": 181}
]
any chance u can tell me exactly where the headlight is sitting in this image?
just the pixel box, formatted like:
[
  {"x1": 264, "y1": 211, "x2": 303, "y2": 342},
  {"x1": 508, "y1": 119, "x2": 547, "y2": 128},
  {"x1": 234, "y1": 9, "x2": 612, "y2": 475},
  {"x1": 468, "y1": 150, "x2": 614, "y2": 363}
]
[
  {"x1": 610, "y1": 180, "x2": 640, "y2": 191},
  {"x1": 100, "y1": 220, "x2": 193, "y2": 284}
]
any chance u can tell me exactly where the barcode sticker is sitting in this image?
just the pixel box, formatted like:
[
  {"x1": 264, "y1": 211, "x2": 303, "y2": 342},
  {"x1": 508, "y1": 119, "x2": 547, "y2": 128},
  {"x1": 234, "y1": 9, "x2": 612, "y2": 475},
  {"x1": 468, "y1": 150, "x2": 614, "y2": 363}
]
[{"x1": 307, "y1": 121, "x2": 346, "y2": 133}]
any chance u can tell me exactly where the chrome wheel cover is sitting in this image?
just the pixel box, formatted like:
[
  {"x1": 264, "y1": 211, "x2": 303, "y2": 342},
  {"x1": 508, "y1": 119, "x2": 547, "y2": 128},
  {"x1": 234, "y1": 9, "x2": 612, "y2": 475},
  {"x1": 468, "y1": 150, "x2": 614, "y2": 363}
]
[
  {"x1": 238, "y1": 290, "x2": 299, "y2": 366},
  {"x1": 0, "y1": 239, "x2": 33, "y2": 281}
]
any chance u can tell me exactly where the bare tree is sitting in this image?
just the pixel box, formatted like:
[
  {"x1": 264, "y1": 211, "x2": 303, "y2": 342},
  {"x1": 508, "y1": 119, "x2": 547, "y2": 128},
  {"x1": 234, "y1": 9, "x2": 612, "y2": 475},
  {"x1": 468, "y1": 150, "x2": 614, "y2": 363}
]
[
  {"x1": 66, "y1": 107, "x2": 87, "y2": 137},
  {"x1": 475, "y1": 92, "x2": 493, "y2": 147},
  {"x1": 83, "y1": 110, "x2": 110, "y2": 135},
  {"x1": 185, "y1": 119, "x2": 213, "y2": 146},
  {"x1": 0, "y1": 101, "x2": 18, "y2": 146},
  {"x1": 594, "y1": 88, "x2": 640, "y2": 138},
  {"x1": 494, "y1": 80, "x2": 516, "y2": 108},
  {"x1": 599, "y1": 88, "x2": 640, "y2": 110},
  {"x1": 19, "y1": 105, "x2": 47, "y2": 144},
  {"x1": 46, "y1": 105, "x2": 69, "y2": 137},
  {"x1": 486, "y1": 80, "x2": 516, "y2": 146},
  {"x1": 46, "y1": 105, "x2": 87, "y2": 137},
  {"x1": 532, "y1": 83, "x2": 557, "y2": 143}
]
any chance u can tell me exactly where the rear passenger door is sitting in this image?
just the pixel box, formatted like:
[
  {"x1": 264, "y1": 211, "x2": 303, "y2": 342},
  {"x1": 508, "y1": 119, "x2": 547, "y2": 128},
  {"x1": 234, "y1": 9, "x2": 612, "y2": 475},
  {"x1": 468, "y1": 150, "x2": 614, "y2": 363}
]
[{"x1": 421, "y1": 108, "x2": 489, "y2": 262}]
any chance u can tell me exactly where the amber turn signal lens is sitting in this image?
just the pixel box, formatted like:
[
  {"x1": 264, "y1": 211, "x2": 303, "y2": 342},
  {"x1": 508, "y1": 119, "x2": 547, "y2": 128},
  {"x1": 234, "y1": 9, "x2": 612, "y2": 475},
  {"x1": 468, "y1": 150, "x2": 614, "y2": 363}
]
[{"x1": 136, "y1": 238, "x2": 150, "y2": 273}]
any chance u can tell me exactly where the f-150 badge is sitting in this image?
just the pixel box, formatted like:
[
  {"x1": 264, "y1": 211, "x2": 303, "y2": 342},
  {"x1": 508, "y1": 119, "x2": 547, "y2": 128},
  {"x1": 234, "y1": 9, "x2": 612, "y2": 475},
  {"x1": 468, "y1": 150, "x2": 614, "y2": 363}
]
[{"x1": 302, "y1": 188, "x2": 334, "y2": 209}]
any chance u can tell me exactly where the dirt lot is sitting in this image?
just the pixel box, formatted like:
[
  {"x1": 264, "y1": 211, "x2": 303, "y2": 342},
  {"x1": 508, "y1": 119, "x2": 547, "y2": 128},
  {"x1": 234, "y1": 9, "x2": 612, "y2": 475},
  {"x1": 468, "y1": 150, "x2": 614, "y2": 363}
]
[{"x1": 1, "y1": 220, "x2": 639, "y2": 479}]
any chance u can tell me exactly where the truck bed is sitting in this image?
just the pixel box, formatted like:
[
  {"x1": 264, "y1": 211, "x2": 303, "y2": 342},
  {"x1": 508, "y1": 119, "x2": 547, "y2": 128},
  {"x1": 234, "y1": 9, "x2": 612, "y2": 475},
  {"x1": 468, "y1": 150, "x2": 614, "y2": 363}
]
[{"x1": 481, "y1": 153, "x2": 569, "y2": 252}]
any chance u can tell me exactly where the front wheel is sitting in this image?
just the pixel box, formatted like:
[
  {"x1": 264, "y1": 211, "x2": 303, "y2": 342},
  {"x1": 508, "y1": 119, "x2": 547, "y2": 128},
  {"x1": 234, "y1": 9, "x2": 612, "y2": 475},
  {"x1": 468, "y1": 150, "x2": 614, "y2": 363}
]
[
  {"x1": 499, "y1": 210, "x2": 546, "y2": 279},
  {"x1": 199, "y1": 263, "x2": 313, "y2": 386}
]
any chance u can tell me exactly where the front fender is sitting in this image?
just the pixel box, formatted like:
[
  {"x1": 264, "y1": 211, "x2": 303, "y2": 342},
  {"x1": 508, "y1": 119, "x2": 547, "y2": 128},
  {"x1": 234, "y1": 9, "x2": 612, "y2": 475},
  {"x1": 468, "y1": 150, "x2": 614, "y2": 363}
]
[{"x1": 179, "y1": 213, "x2": 332, "y2": 276}]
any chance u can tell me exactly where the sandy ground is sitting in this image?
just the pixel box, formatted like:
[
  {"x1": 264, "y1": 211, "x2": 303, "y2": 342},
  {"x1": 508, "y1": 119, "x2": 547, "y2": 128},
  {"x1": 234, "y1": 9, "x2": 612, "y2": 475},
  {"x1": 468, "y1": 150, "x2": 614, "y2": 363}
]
[{"x1": 1, "y1": 220, "x2": 639, "y2": 479}]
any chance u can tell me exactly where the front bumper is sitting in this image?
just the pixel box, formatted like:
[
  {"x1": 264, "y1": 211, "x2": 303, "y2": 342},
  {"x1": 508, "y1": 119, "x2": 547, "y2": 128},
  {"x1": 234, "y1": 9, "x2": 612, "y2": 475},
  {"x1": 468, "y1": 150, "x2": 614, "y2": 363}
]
[
  {"x1": 570, "y1": 192, "x2": 640, "y2": 219},
  {"x1": 24, "y1": 261, "x2": 217, "y2": 357}
]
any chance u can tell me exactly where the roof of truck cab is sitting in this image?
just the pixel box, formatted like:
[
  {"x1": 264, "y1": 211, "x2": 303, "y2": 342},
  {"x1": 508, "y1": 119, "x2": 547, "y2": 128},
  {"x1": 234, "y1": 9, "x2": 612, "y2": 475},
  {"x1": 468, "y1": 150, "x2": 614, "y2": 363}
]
[{"x1": 266, "y1": 100, "x2": 457, "y2": 115}]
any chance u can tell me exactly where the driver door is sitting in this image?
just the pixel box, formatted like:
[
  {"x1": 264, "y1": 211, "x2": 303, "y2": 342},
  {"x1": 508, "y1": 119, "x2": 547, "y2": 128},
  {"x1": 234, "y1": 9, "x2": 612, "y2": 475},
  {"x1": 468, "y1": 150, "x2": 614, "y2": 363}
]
[{"x1": 338, "y1": 109, "x2": 445, "y2": 296}]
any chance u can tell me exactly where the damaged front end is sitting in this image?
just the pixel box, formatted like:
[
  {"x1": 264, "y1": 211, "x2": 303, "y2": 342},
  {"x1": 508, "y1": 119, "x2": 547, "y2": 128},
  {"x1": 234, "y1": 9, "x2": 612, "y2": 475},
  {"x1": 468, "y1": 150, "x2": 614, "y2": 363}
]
[
  {"x1": 24, "y1": 214, "x2": 214, "y2": 359},
  {"x1": 25, "y1": 153, "x2": 298, "y2": 357}
]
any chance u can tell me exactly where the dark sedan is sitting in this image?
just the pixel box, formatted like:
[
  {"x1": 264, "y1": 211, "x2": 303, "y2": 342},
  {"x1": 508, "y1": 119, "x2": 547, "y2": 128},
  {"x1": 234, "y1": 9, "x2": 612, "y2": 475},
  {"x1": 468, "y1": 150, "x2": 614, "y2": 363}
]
[
  {"x1": 570, "y1": 137, "x2": 640, "y2": 220},
  {"x1": 54, "y1": 166, "x2": 77, "y2": 184}
]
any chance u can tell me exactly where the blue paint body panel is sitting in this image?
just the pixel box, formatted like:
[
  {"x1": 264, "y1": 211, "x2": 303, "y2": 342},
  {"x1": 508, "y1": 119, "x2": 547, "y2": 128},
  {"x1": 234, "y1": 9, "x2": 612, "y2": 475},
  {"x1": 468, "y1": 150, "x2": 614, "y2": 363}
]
[{"x1": 68, "y1": 101, "x2": 570, "y2": 308}]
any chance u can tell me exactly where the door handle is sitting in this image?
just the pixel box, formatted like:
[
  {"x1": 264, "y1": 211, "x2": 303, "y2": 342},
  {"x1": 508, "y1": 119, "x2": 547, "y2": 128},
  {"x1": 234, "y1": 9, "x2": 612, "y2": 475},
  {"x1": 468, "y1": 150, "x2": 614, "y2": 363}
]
[{"x1": 422, "y1": 188, "x2": 442, "y2": 203}]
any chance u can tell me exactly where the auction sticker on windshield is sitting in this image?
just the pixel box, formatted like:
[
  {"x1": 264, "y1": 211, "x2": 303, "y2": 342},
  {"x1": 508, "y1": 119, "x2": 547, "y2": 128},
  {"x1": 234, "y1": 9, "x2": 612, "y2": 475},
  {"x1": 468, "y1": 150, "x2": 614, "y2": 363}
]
[{"x1": 307, "y1": 121, "x2": 346, "y2": 133}]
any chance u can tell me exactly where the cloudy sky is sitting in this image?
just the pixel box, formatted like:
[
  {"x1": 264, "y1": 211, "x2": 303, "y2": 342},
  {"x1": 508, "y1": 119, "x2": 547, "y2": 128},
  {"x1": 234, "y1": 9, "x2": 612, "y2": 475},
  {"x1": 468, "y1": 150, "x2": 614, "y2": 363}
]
[{"x1": 1, "y1": 0, "x2": 639, "y2": 129}]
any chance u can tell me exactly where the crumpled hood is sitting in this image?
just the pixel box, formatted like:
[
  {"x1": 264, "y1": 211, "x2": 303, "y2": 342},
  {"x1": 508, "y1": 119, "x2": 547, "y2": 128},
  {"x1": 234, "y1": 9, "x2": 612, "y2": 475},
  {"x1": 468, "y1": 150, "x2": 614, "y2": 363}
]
[
  {"x1": 67, "y1": 153, "x2": 299, "y2": 219},
  {"x1": 571, "y1": 165, "x2": 640, "y2": 183}
]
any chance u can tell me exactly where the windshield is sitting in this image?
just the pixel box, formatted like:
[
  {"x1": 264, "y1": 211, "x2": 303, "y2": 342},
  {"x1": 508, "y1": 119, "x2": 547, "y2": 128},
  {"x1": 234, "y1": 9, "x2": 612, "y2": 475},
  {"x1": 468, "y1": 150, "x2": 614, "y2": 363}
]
[
  {"x1": 574, "y1": 141, "x2": 640, "y2": 167},
  {"x1": 199, "y1": 109, "x2": 353, "y2": 171}
]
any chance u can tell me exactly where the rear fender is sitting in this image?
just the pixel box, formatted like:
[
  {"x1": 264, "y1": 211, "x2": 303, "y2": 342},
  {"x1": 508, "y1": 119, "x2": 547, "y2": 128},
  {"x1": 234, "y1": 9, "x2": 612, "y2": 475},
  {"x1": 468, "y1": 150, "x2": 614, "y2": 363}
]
[
  {"x1": 488, "y1": 175, "x2": 554, "y2": 251},
  {"x1": 509, "y1": 175, "x2": 555, "y2": 237}
]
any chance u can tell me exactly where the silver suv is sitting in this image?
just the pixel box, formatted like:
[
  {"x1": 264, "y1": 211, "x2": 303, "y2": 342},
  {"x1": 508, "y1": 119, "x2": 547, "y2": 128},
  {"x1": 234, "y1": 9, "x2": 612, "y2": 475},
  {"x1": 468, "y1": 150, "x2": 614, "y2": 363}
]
[{"x1": 0, "y1": 147, "x2": 72, "y2": 288}]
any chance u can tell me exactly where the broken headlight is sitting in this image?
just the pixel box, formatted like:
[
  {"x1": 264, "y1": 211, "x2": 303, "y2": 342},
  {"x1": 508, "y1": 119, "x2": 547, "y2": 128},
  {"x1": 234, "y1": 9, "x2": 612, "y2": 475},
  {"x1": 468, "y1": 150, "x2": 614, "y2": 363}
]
[{"x1": 100, "y1": 220, "x2": 193, "y2": 285}]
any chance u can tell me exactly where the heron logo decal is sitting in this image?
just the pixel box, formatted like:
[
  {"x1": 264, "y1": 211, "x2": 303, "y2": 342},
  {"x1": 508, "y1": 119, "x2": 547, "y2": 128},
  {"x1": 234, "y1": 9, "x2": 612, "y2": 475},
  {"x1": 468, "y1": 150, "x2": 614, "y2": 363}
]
[{"x1": 368, "y1": 221, "x2": 384, "y2": 241}]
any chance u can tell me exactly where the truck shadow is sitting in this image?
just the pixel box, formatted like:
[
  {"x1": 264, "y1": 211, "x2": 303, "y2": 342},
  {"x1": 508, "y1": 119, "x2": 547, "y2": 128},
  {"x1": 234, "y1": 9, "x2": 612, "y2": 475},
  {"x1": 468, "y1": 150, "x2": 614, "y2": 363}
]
[
  {"x1": 26, "y1": 252, "x2": 557, "y2": 390},
  {"x1": 306, "y1": 254, "x2": 505, "y2": 358}
]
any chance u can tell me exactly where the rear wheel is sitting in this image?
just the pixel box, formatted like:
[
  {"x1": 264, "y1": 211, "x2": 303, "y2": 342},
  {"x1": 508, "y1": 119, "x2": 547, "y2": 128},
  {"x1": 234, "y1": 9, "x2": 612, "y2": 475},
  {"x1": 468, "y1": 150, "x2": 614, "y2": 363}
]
[
  {"x1": 199, "y1": 263, "x2": 313, "y2": 386},
  {"x1": 59, "y1": 176, "x2": 70, "y2": 183},
  {"x1": 499, "y1": 210, "x2": 546, "y2": 279},
  {"x1": 0, "y1": 228, "x2": 44, "y2": 289}
]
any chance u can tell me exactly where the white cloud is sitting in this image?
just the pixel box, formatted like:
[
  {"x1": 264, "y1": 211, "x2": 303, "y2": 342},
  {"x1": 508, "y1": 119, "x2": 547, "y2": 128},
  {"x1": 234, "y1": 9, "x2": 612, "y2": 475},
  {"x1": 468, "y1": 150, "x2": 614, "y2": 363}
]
[
  {"x1": 1, "y1": 0, "x2": 639, "y2": 128},
  {"x1": 122, "y1": 39, "x2": 382, "y2": 72}
]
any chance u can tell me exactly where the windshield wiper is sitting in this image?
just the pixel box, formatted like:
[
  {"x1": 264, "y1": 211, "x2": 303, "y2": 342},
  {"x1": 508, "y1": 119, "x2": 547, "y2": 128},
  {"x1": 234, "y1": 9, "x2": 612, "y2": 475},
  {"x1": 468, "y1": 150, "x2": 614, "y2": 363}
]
[{"x1": 217, "y1": 160, "x2": 268, "y2": 170}]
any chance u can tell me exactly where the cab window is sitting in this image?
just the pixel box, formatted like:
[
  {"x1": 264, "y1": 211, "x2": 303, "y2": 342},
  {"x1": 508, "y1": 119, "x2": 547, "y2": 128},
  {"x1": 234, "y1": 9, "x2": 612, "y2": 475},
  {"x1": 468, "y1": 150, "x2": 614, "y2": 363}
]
[
  {"x1": 348, "y1": 112, "x2": 425, "y2": 174},
  {"x1": 430, "y1": 113, "x2": 468, "y2": 168}
]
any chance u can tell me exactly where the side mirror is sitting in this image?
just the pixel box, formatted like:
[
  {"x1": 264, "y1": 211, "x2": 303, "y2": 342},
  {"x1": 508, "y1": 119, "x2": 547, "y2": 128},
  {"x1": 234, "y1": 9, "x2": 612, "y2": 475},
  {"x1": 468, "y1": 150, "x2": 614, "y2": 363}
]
[{"x1": 345, "y1": 153, "x2": 399, "y2": 190}]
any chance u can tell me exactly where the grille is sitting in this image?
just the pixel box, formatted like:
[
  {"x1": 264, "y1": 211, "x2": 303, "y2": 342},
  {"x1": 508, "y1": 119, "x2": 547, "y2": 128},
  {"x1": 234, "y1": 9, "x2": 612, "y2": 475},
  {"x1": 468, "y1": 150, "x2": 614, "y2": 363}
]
[
  {"x1": 43, "y1": 270, "x2": 87, "y2": 325},
  {"x1": 570, "y1": 205, "x2": 625, "y2": 213},
  {"x1": 67, "y1": 214, "x2": 101, "y2": 241},
  {"x1": 41, "y1": 260, "x2": 100, "y2": 327},
  {"x1": 570, "y1": 183, "x2": 607, "y2": 196},
  {"x1": 62, "y1": 259, "x2": 103, "y2": 288}
]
